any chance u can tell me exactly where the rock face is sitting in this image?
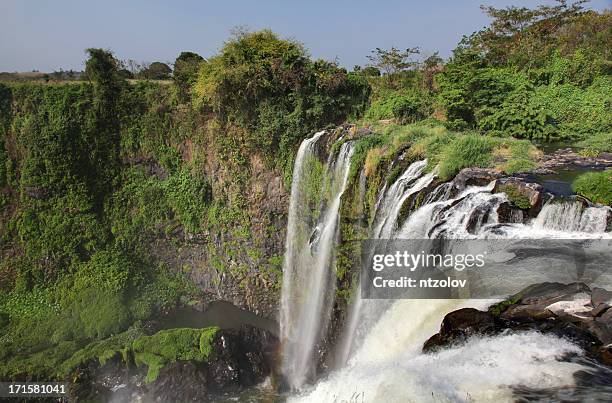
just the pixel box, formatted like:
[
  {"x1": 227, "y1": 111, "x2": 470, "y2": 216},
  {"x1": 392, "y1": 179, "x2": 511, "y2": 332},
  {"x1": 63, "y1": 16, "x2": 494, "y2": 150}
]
[
  {"x1": 493, "y1": 178, "x2": 544, "y2": 213},
  {"x1": 424, "y1": 282, "x2": 612, "y2": 366},
  {"x1": 146, "y1": 325, "x2": 277, "y2": 402}
]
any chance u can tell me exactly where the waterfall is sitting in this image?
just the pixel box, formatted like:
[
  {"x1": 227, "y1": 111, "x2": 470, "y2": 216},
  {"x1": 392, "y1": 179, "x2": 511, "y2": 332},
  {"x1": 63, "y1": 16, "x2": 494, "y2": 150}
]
[
  {"x1": 282, "y1": 143, "x2": 611, "y2": 401},
  {"x1": 280, "y1": 132, "x2": 355, "y2": 390},
  {"x1": 534, "y1": 201, "x2": 611, "y2": 233},
  {"x1": 372, "y1": 160, "x2": 436, "y2": 238}
]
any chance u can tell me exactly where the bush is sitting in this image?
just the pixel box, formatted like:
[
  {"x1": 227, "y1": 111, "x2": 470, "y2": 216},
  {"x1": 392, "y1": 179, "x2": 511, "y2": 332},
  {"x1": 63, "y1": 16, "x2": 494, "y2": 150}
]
[
  {"x1": 572, "y1": 170, "x2": 612, "y2": 206},
  {"x1": 194, "y1": 29, "x2": 370, "y2": 174},
  {"x1": 364, "y1": 91, "x2": 429, "y2": 123},
  {"x1": 478, "y1": 85, "x2": 556, "y2": 140}
]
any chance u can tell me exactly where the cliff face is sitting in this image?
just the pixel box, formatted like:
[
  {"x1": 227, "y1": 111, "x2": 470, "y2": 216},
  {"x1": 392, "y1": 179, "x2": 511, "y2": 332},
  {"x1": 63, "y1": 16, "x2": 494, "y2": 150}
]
[{"x1": 0, "y1": 81, "x2": 291, "y2": 320}]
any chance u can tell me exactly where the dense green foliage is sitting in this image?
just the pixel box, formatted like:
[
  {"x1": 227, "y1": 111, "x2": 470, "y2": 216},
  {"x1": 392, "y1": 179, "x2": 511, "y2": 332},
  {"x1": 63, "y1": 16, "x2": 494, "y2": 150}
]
[
  {"x1": 0, "y1": 53, "x2": 204, "y2": 380},
  {"x1": 194, "y1": 29, "x2": 370, "y2": 180},
  {"x1": 436, "y1": 4, "x2": 611, "y2": 140},
  {"x1": 0, "y1": 32, "x2": 373, "y2": 381},
  {"x1": 173, "y1": 51, "x2": 205, "y2": 100},
  {"x1": 0, "y1": 2, "x2": 609, "y2": 385},
  {"x1": 357, "y1": 3, "x2": 610, "y2": 146},
  {"x1": 572, "y1": 170, "x2": 612, "y2": 206}
]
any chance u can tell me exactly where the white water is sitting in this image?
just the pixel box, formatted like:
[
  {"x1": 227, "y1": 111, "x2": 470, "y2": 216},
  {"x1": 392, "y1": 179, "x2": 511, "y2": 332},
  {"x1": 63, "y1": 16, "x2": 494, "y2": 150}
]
[
  {"x1": 372, "y1": 159, "x2": 435, "y2": 238},
  {"x1": 281, "y1": 132, "x2": 355, "y2": 390},
  {"x1": 283, "y1": 151, "x2": 611, "y2": 401}
]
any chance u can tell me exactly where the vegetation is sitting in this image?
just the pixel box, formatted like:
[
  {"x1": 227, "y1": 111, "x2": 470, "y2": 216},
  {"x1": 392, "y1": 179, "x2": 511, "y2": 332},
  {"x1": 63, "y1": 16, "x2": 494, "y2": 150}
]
[
  {"x1": 133, "y1": 327, "x2": 219, "y2": 382},
  {"x1": 572, "y1": 170, "x2": 612, "y2": 206},
  {"x1": 193, "y1": 29, "x2": 370, "y2": 182},
  {"x1": 0, "y1": 0, "x2": 609, "y2": 386}
]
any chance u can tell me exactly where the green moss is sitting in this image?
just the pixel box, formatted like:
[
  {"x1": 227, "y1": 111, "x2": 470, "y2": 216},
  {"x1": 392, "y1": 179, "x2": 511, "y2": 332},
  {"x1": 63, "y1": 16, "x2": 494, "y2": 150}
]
[
  {"x1": 497, "y1": 184, "x2": 532, "y2": 209},
  {"x1": 132, "y1": 327, "x2": 219, "y2": 383},
  {"x1": 572, "y1": 170, "x2": 612, "y2": 206},
  {"x1": 488, "y1": 293, "x2": 522, "y2": 317},
  {"x1": 60, "y1": 326, "x2": 144, "y2": 376}
]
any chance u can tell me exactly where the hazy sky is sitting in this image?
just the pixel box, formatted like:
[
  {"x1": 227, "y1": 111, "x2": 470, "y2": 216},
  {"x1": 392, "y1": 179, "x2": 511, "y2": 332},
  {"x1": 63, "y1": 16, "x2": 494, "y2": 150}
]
[{"x1": 1, "y1": 0, "x2": 609, "y2": 72}]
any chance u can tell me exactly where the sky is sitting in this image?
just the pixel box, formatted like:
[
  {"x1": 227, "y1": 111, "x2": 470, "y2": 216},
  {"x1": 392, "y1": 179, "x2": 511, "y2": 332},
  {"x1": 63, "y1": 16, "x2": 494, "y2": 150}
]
[{"x1": 0, "y1": 0, "x2": 609, "y2": 72}]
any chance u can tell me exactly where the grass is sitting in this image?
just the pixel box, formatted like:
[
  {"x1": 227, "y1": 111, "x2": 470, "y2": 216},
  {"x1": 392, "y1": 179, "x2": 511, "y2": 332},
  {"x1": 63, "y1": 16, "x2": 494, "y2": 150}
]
[
  {"x1": 572, "y1": 170, "x2": 612, "y2": 206},
  {"x1": 576, "y1": 132, "x2": 612, "y2": 156}
]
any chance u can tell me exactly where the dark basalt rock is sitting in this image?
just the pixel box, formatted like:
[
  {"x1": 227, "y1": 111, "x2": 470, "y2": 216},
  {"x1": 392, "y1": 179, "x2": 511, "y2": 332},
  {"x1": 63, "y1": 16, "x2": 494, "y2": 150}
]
[
  {"x1": 148, "y1": 325, "x2": 277, "y2": 401},
  {"x1": 452, "y1": 168, "x2": 501, "y2": 194},
  {"x1": 493, "y1": 177, "x2": 544, "y2": 216},
  {"x1": 423, "y1": 308, "x2": 496, "y2": 352},
  {"x1": 148, "y1": 362, "x2": 210, "y2": 402},
  {"x1": 73, "y1": 325, "x2": 277, "y2": 403},
  {"x1": 495, "y1": 201, "x2": 526, "y2": 224},
  {"x1": 423, "y1": 282, "x2": 612, "y2": 367}
]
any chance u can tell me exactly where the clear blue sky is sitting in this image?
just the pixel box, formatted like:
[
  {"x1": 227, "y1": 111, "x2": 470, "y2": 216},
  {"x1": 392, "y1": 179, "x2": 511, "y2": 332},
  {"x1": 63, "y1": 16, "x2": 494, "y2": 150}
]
[{"x1": 0, "y1": 0, "x2": 609, "y2": 72}]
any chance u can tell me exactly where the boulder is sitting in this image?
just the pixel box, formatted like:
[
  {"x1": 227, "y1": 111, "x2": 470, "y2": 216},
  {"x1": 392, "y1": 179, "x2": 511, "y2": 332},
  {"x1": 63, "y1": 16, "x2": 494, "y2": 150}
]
[
  {"x1": 423, "y1": 308, "x2": 495, "y2": 352},
  {"x1": 423, "y1": 282, "x2": 612, "y2": 366},
  {"x1": 493, "y1": 178, "x2": 543, "y2": 215},
  {"x1": 452, "y1": 168, "x2": 501, "y2": 193}
]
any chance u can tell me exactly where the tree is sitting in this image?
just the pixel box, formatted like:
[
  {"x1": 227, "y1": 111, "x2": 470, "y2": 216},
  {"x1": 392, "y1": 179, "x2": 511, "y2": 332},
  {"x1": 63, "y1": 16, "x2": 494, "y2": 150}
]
[
  {"x1": 421, "y1": 52, "x2": 443, "y2": 91},
  {"x1": 139, "y1": 62, "x2": 172, "y2": 80},
  {"x1": 476, "y1": 0, "x2": 589, "y2": 67},
  {"x1": 366, "y1": 47, "x2": 420, "y2": 75},
  {"x1": 366, "y1": 46, "x2": 420, "y2": 87},
  {"x1": 174, "y1": 51, "x2": 205, "y2": 100}
]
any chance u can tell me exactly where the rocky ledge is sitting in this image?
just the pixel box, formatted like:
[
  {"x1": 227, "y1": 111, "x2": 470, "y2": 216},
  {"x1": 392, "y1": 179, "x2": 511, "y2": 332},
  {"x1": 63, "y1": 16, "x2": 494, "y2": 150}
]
[
  {"x1": 539, "y1": 148, "x2": 612, "y2": 172},
  {"x1": 424, "y1": 282, "x2": 612, "y2": 366},
  {"x1": 73, "y1": 325, "x2": 278, "y2": 402}
]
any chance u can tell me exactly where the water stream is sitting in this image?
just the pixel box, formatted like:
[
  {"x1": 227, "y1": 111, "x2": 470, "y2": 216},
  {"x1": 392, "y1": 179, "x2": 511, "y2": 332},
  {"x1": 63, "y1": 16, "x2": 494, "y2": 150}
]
[{"x1": 281, "y1": 133, "x2": 612, "y2": 401}]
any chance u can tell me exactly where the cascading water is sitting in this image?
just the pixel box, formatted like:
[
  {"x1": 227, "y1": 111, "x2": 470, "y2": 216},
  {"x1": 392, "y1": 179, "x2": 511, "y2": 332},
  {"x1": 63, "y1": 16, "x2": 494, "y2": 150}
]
[
  {"x1": 280, "y1": 132, "x2": 355, "y2": 390},
  {"x1": 282, "y1": 144, "x2": 611, "y2": 401}
]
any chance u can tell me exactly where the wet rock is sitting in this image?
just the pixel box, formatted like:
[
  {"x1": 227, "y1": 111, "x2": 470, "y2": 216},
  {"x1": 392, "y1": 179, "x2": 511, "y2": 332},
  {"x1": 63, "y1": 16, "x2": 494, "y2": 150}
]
[
  {"x1": 452, "y1": 168, "x2": 501, "y2": 193},
  {"x1": 205, "y1": 325, "x2": 277, "y2": 392},
  {"x1": 540, "y1": 148, "x2": 612, "y2": 171},
  {"x1": 73, "y1": 325, "x2": 278, "y2": 402},
  {"x1": 423, "y1": 308, "x2": 496, "y2": 352},
  {"x1": 493, "y1": 178, "x2": 543, "y2": 216},
  {"x1": 424, "y1": 282, "x2": 612, "y2": 366},
  {"x1": 592, "y1": 287, "x2": 612, "y2": 308},
  {"x1": 496, "y1": 201, "x2": 525, "y2": 224},
  {"x1": 148, "y1": 362, "x2": 210, "y2": 402}
]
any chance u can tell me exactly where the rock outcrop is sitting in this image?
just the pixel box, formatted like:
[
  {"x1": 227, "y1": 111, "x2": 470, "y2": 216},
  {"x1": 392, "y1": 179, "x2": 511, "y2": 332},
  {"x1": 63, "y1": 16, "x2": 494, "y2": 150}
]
[
  {"x1": 424, "y1": 282, "x2": 612, "y2": 366},
  {"x1": 72, "y1": 325, "x2": 278, "y2": 402}
]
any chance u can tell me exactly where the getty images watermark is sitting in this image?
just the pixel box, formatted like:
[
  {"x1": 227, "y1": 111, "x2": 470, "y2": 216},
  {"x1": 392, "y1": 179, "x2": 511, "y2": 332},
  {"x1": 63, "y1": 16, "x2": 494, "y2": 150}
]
[{"x1": 360, "y1": 239, "x2": 611, "y2": 299}]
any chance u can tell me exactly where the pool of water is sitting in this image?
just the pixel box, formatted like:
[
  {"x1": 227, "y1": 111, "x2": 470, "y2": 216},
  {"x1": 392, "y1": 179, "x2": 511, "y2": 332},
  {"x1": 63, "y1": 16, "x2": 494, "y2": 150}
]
[
  {"x1": 531, "y1": 167, "x2": 593, "y2": 196},
  {"x1": 160, "y1": 300, "x2": 279, "y2": 336}
]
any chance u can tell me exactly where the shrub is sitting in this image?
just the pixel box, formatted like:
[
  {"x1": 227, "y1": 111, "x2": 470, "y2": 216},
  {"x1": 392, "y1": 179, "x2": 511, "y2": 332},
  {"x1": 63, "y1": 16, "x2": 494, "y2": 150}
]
[
  {"x1": 193, "y1": 29, "x2": 370, "y2": 175},
  {"x1": 572, "y1": 170, "x2": 612, "y2": 206},
  {"x1": 365, "y1": 91, "x2": 429, "y2": 123}
]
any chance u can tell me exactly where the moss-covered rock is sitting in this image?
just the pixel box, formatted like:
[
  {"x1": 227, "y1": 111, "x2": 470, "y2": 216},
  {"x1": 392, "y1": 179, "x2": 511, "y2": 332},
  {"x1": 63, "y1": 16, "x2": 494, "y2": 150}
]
[{"x1": 132, "y1": 327, "x2": 219, "y2": 383}]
